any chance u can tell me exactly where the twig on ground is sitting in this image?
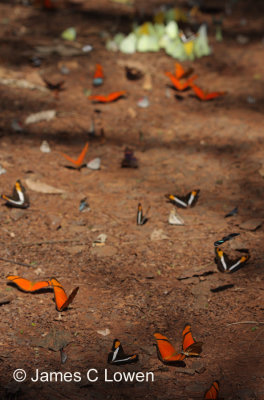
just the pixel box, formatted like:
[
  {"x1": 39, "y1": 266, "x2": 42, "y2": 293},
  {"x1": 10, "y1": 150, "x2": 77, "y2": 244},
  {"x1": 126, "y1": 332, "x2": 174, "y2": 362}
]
[
  {"x1": 126, "y1": 303, "x2": 145, "y2": 314},
  {"x1": 0, "y1": 257, "x2": 35, "y2": 268},
  {"x1": 227, "y1": 321, "x2": 264, "y2": 326},
  {"x1": 247, "y1": 326, "x2": 263, "y2": 351},
  {"x1": 11, "y1": 239, "x2": 86, "y2": 247}
]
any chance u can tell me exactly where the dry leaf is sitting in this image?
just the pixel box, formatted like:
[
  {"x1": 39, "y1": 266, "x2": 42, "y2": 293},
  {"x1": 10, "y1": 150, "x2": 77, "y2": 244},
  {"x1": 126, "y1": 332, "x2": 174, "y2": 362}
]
[
  {"x1": 143, "y1": 73, "x2": 152, "y2": 91},
  {"x1": 240, "y1": 218, "x2": 262, "y2": 231},
  {"x1": 150, "y1": 229, "x2": 168, "y2": 241},
  {"x1": 97, "y1": 328, "x2": 110, "y2": 336},
  {"x1": 25, "y1": 110, "x2": 56, "y2": 125},
  {"x1": 25, "y1": 178, "x2": 65, "y2": 194}
]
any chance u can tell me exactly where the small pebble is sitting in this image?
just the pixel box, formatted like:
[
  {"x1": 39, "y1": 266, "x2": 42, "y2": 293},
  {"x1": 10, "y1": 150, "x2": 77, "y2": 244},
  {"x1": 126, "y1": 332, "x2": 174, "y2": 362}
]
[
  {"x1": 30, "y1": 56, "x2": 42, "y2": 67},
  {"x1": 236, "y1": 34, "x2": 249, "y2": 44},
  {"x1": 0, "y1": 165, "x2": 7, "y2": 175},
  {"x1": 247, "y1": 96, "x2": 256, "y2": 104},
  {"x1": 240, "y1": 18, "x2": 247, "y2": 26},
  {"x1": 165, "y1": 88, "x2": 172, "y2": 98},
  {"x1": 60, "y1": 65, "x2": 70, "y2": 75}
]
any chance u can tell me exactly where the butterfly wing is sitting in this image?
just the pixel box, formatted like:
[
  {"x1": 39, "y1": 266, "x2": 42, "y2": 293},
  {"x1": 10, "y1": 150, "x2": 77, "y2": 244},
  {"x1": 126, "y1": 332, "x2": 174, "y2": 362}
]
[
  {"x1": 76, "y1": 142, "x2": 89, "y2": 166},
  {"x1": 94, "y1": 64, "x2": 103, "y2": 79},
  {"x1": 154, "y1": 333, "x2": 186, "y2": 366},
  {"x1": 89, "y1": 91, "x2": 126, "y2": 103},
  {"x1": 165, "y1": 194, "x2": 188, "y2": 208},
  {"x1": 50, "y1": 278, "x2": 79, "y2": 311},
  {"x1": 88, "y1": 94, "x2": 108, "y2": 103},
  {"x1": 165, "y1": 190, "x2": 199, "y2": 208},
  {"x1": 214, "y1": 247, "x2": 229, "y2": 272},
  {"x1": 215, "y1": 248, "x2": 249, "y2": 273},
  {"x1": 204, "y1": 91, "x2": 226, "y2": 100},
  {"x1": 137, "y1": 203, "x2": 143, "y2": 225},
  {"x1": 106, "y1": 91, "x2": 126, "y2": 102},
  {"x1": 121, "y1": 148, "x2": 138, "y2": 168},
  {"x1": 182, "y1": 324, "x2": 203, "y2": 356},
  {"x1": 108, "y1": 339, "x2": 138, "y2": 365},
  {"x1": 175, "y1": 63, "x2": 194, "y2": 80},
  {"x1": 191, "y1": 84, "x2": 206, "y2": 100},
  {"x1": 175, "y1": 63, "x2": 186, "y2": 79},
  {"x1": 61, "y1": 143, "x2": 89, "y2": 168},
  {"x1": 214, "y1": 233, "x2": 240, "y2": 247},
  {"x1": 191, "y1": 84, "x2": 226, "y2": 101},
  {"x1": 204, "y1": 381, "x2": 219, "y2": 399},
  {"x1": 227, "y1": 254, "x2": 250, "y2": 273},
  {"x1": 166, "y1": 72, "x2": 197, "y2": 91},
  {"x1": 7, "y1": 275, "x2": 51, "y2": 292},
  {"x1": 93, "y1": 64, "x2": 104, "y2": 86},
  {"x1": 186, "y1": 189, "x2": 200, "y2": 207},
  {"x1": 137, "y1": 203, "x2": 148, "y2": 225},
  {"x1": 165, "y1": 72, "x2": 188, "y2": 91},
  {"x1": 1, "y1": 180, "x2": 29, "y2": 209}
]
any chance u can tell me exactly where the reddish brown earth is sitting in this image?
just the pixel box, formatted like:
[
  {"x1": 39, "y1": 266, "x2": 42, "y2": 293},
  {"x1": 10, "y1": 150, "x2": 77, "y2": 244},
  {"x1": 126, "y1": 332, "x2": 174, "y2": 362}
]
[{"x1": 0, "y1": 1, "x2": 264, "y2": 399}]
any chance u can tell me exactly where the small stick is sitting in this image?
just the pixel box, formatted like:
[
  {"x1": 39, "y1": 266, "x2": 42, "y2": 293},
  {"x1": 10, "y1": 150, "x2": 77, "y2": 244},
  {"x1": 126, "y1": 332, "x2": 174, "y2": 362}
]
[
  {"x1": 247, "y1": 327, "x2": 263, "y2": 351},
  {"x1": 126, "y1": 303, "x2": 145, "y2": 314},
  {"x1": 227, "y1": 321, "x2": 264, "y2": 326},
  {"x1": 0, "y1": 257, "x2": 35, "y2": 268},
  {"x1": 11, "y1": 239, "x2": 86, "y2": 247}
]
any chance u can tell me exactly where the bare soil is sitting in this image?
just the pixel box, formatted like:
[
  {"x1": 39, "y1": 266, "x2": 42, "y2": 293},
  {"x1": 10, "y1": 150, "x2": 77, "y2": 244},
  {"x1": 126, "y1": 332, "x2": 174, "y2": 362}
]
[{"x1": 0, "y1": 1, "x2": 264, "y2": 399}]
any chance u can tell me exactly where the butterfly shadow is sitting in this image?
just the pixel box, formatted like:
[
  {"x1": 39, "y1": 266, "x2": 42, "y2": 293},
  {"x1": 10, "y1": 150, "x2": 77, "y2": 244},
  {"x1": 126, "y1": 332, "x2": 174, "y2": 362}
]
[
  {"x1": 62, "y1": 163, "x2": 87, "y2": 171},
  {"x1": 166, "y1": 84, "x2": 191, "y2": 93},
  {"x1": 174, "y1": 94, "x2": 184, "y2": 101}
]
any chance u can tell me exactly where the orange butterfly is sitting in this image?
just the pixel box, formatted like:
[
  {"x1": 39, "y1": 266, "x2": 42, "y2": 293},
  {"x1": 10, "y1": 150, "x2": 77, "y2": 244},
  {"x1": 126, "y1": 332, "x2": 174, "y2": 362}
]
[
  {"x1": 191, "y1": 84, "x2": 226, "y2": 100},
  {"x1": 175, "y1": 63, "x2": 194, "y2": 80},
  {"x1": 93, "y1": 64, "x2": 104, "y2": 86},
  {"x1": 89, "y1": 91, "x2": 126, "y2": 103},
  {"x1": 182, "y1": 324, "x2": 203, "y2": 356},
  {"x1": 204, "y1": 381, "x2": 219, "y2": 399},
  {"x1": 165, "y1": 71, "x2": 198, "y2": 91},
  {"x1": 50, "y1": 278, "x2": 79, "y2": 312},
  {"x1": 61, "y1": 142, "x2": 89, "y2": 168},
  {"x1": 7, "y1": 275, "x2": 51, "y2": 292},
  {"x1": 154, "y1": 333, "x2": 186, "y2": 366}
]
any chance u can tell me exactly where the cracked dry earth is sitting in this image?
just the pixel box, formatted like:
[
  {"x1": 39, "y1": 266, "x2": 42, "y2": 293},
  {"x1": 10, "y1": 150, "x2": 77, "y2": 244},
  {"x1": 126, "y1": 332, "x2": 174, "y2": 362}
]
[{"x1": 0, "y1": 0, "x2": 264, "y2": 399}]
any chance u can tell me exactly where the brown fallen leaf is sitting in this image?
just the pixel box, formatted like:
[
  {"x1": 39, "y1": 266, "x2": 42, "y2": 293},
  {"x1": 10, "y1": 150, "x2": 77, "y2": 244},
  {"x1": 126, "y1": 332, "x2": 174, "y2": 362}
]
[
  {"x1": 25, "y1": 178, "x2": 65, "y2": 194},
  {"x1": 143, "y1": 73, "x2": 152, "y2": 91},
  {"x1": 32, "y1": 329, "x2": 71, "y2": 352},
  {"x1": 174, "y1": 367, "x2": 195, "y2": 375},
  {"x1": 150, "y1": 229, "x2": 168, "y2": 241},
  {"x1": 0, "y1": 295, "x2": 13, "y2": 305},
  {"x1": 240, "y1": 218, "x2": 262, "y2": 231}
]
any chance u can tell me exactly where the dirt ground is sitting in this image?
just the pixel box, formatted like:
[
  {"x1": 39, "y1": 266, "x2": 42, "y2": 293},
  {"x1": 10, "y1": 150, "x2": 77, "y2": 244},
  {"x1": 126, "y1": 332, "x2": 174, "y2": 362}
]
[{"x1": 0, "y1": 0, "x2": 264, "y2": 399}]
